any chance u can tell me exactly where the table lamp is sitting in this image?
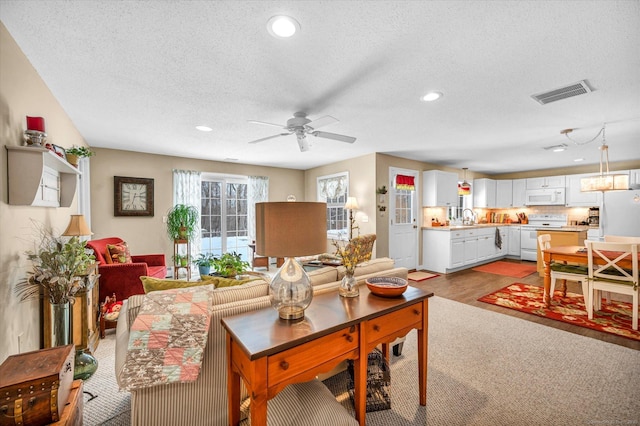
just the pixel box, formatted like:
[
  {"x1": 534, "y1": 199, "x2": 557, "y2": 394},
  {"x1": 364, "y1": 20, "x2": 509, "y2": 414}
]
[{"x1": 256, "y1": 202, "x2": 327, "y2": 320}]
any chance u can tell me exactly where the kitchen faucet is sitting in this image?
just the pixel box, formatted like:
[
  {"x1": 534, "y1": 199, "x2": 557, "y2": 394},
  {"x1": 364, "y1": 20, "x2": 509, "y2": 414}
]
[{"x1": 462, "y1": 208, "x2": 477, "y2": 225}]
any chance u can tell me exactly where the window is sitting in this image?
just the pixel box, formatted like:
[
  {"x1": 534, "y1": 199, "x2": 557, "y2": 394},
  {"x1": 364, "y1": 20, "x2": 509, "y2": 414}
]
[
  {"x1": 317, "y1": 172, "x2": 349, "y2": 239},
  {"x1": 201, "y1": 175, "x2": 249, "y2": 261}
]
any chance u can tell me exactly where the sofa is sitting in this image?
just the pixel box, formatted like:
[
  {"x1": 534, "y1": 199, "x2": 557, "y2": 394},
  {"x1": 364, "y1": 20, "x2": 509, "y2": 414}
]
[
  {"x1": 85, "y1": 237, "x2": 167, "y2": 302},
  {"x1": 115, "y1": 257, "x2": 408, "y2": 426}
]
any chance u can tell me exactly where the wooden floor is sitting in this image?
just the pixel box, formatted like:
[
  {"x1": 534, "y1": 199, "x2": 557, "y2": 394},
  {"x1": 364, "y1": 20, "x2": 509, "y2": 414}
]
[{"x1": 410, "y1": 260, "x2": 639, "y2": 351}]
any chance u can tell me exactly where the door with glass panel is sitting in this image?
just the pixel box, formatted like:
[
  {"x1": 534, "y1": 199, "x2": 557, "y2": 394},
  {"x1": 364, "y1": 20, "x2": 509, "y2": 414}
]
[
  {"x1": 200, "y1": 178, "x2": 250, "y2": 262},
  {"x1": 389, "y1": 167, "x2": 419, "y2": 270}
]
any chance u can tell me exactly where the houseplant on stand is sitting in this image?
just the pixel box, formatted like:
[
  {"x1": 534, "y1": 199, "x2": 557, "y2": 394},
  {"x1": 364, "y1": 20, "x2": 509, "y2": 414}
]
[
  {"x1": 166, "y1": 204, "x2": 199, "y2": 240},
  {"x1": 65, "y1": 145, "x2": 95, "y2": 167},
  {"x1": 16, "y1": 225, "x2": 96, "y2": 377}
]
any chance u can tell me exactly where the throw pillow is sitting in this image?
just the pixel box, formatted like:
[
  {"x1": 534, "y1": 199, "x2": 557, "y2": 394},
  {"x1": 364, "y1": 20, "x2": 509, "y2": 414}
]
[
  {"x1": 106, "y1": 242, "x2": 132, "y2": 264},
  {"x1": 140, "y1": 276, "x2": 212, "y2": 293},
  {"x1": 199, "y1": 274, "x2": 259, "y2": 288}
]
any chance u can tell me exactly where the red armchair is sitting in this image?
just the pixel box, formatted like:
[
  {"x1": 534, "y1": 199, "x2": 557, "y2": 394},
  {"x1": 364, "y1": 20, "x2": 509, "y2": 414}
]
[{"x1": 85, "y1": 237, "x2": 167, "y2": 302}]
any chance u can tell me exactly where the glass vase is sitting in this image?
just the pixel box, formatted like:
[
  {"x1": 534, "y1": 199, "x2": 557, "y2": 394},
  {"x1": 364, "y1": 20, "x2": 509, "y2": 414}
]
[
  {"x1": 339, "y1": 273, "x2": 359, "y2": 298},
  {"x1": 50, "y1": 302, "x2": 70, "y2": 347}
]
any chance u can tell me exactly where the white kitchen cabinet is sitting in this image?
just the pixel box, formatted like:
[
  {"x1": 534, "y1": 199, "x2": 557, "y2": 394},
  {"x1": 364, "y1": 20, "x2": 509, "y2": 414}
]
[
  {"x1": 629, "y1": 169, "x2": 640, "y2": 188},
  {"x1": 6, "y1": 145, "x2": 80, "y2": 207},
  {"x1": 422, "y1": 170, "x2": 458, "y2": 206},
  {"x1": 451, "y1": 237, "x2": 465, "y2": 268},
  {"x1": 477, "y1": 234, "x2": 494, "y2": 261},
  {"x1": 495, "y1": 180, "x2": 513, "y2": 207},
  {"x1": 508, "y1": 226, "x2": 521, "y2": 256},
  {"x1": 464, "y1": 237, "x2": 478, "y2": 265},
  {"x1": 566, "y1": 173, "x2": 602, "y2": 207},
  {"x1": 496, "y1": 226, "x2": 508, "y2": 257},
  {"x1": 473, "y1": 178, "x2": 496, "y2": 208},
  {"x1": 526, "y1": 175, "x2": 566, "y2": 189},
  {"x1": 512, "y1": 179, "x2": 526, "y2": 207}
]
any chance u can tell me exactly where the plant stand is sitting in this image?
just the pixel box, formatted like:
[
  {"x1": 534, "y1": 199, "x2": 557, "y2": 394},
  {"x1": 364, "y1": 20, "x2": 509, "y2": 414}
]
[{"x1": 173, "y1": 238, "x2": 191, "y2": 280}]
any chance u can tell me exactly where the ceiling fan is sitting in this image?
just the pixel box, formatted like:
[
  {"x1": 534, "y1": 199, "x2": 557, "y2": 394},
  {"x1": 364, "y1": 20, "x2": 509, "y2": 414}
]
[{"x1": 248, "y1": 112, "x2": 357, "y2": 152}]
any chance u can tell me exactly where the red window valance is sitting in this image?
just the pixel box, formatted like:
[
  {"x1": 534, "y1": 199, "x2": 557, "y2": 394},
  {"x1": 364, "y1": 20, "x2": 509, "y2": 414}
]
[{"x1": 395, "y1": 174, "x2": 415, "y2": 191}]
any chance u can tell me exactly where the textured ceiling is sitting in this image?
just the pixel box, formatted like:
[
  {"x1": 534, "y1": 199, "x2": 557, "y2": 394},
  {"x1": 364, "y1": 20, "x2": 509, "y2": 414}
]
[{"x1": 1, "y1": 0, "x2": 639, "y2": 173}]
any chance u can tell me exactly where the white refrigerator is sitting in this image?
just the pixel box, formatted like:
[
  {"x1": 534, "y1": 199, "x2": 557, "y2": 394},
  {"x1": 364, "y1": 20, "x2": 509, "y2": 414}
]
[{"x1": 599, "y1": 190, "x2": 640, "y2": 238}]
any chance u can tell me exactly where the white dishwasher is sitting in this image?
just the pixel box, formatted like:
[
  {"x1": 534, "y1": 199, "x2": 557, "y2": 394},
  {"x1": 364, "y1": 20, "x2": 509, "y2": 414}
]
[{"x1": 520, "y1": 214, "x2": 568, "y2": 261}]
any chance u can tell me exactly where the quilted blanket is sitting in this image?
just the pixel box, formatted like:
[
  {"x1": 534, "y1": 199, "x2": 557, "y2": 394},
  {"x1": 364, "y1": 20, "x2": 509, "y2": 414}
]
[{"x1": 118, "y1": 284, "x2": 214, "y2": 390}]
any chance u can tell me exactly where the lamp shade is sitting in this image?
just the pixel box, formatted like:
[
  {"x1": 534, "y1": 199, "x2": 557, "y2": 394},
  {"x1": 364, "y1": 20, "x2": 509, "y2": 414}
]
[
  {"x1": 255, "y1": 202, "x2": 327, "y2": 257},
  {"x1": 344, "y1": 197, "x2": 359, "y2": 210},
  {"x1": 62, "y1": 215, "x2": 93, "y2": 236}
]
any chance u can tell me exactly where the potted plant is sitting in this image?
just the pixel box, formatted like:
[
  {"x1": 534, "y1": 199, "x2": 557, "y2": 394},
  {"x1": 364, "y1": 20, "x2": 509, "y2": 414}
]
[
  {"x1": 173, "y1": 254, "x2": 189, "y2": 267},
  {"x1": 166, "y1": 204, "x2": 199, "y2": 241},
  {"x1": 212, "y1": 252, "x2": 250, "y2": 278},
  {"x1": 65, "y1": 145, "x2": 95, "y2": 167},
  {"x1": 193, "y1": 253, "x2": 215, "y2": 276},
  {"x1": 16, "y1": 225, "x2": 95, "y2": 347}
]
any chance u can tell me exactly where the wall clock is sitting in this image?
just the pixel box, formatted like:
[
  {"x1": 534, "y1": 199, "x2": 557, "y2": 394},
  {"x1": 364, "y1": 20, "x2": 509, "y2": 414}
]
[{"x1": 114, "y1": 176, "x2": 154, "y2": 216}]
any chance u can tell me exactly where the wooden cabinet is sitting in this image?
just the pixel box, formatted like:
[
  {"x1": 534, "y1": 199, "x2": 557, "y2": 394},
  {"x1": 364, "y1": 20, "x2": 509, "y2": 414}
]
[
  {"x1": 422, "y1": 170, "x2": 458, "y2": 207},
  {"x1": 526, "y1": 175, "x2": 566, "y2": 189},
  {"x1": 512, "y1": 179, "x2": 527, "y2": 207},
  {"x1": 495, "y1": 180, "x2": 513, "y2": 207},
  {"x1": 473, "y1": 178, "x2": 496, "y2": 208},
  {"x1": 566, "y1": 173, "x2": 602, "y2": 206},
  {"x1": 6, "y1": 146, "x2": 80, "y2": 207},
  {"x1": 43, "y1": 264, "x2": 100, "y2": 354}
]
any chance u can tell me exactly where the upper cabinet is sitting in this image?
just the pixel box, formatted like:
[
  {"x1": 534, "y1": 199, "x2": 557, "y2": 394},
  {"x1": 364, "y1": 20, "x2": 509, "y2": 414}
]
[
  {"x1": 526, "y1": 175, "x2": 566, "y2": 189},
  {"x1": 6, "y1": 146, "x2": 80, "y2": 207},
  {"x1": 422, "y1": 170, "x2": 458, "y2": 207},
  {"x1": 566, "y1": 173, "x2": 602, "y2": 207},
  {"x1": 512, "y1": 178, "x2": 526, "y2": 207},
  {"x1": 473, "y1": 178, "x2": 497, "y2": 208},
  {"x1": 495, "y1": 180, "x2": 513, "y2": 208}
]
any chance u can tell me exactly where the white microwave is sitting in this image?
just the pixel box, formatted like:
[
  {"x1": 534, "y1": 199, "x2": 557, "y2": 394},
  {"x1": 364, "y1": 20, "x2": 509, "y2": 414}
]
[{"x1": 525, "y1": 188, "x2": 566, "y2": 206}]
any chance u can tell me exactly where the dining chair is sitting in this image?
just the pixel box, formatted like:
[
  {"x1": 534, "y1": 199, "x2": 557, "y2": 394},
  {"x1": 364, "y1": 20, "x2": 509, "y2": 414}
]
[
  {"x1": 585, "y1": 241, "x2": 639, "y2": 330},
  {"x1": 538, "y1": 234, "x2": 589, "y2": 305}
]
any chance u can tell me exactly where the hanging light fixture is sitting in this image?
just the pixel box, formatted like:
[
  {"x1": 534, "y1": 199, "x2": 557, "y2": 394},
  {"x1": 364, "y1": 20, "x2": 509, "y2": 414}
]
[
  {"x1": 458, "y1": 168, "x2": 472, "y2": 195},
  {"x1": 579, "y1": 124, "x2": 629, "y2": 192}
]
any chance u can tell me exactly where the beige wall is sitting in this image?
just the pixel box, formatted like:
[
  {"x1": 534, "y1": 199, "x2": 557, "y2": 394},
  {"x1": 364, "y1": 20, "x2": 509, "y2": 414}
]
[
  {"x1": 1, "y1": 23, "x2": 89, "y2": 362},
  {"x1": 90, "y1": 148, "x2": 304, "y2": 259}
]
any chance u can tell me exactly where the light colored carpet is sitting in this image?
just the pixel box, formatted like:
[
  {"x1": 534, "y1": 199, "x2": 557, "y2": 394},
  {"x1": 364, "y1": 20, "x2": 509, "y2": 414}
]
[{"x1": 85, "y1": 297, "x2": 640, "y2": 425}]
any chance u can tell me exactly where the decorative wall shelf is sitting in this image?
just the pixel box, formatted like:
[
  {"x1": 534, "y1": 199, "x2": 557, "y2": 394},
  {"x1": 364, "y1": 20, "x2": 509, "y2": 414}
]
[{"x1": 6, "y1": 145, "x2": 80, "y2": 207}]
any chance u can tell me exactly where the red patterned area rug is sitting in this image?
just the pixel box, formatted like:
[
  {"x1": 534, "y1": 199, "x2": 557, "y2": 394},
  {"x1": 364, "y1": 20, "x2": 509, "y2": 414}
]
[
  {"x1": 472, "y1": 261, "x2": 537, "y2": 278},
  {"x1": 478, "y1": 283, "x2": 640, "y2": 341}
]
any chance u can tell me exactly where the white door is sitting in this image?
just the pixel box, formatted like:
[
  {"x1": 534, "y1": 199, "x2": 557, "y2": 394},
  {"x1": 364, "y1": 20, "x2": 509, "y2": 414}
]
[{"x1": 389, "y1": 167, "x2": 419, "y2": 270}]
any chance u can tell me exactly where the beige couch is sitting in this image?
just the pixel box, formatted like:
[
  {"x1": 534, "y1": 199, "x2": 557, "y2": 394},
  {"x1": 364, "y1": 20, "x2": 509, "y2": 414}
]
[{"x1": 115, "y1": 257, "x2": 408, "y2": 426}]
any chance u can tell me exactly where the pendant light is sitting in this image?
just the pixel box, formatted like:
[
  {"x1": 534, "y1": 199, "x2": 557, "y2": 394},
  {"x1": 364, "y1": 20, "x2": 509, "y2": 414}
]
[
  {"x1": 579, "y1": 124, "x2": 629, "y2": 192},
  {"x1": 458, "y1": 168, "x2": 472, "y2": 195}
]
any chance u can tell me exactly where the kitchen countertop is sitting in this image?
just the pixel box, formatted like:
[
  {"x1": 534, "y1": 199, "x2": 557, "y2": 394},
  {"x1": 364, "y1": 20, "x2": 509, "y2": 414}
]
[{"x1": 422, "y1": 224, "x2": 595, "y2": 232}]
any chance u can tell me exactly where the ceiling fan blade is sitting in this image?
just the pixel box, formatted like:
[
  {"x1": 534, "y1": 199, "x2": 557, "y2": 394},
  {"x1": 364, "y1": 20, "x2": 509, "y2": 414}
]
[
  {"x1": 248, "y1": 133, "x2": 289, "y2": 144},
  {"x1": 248, "y1": 120, "x2": 286, "y2": 129},
  {"x1": 311, "y1": 131, "x2": 356, "y2": 143},
  {"x1": 306, "y1": 115, "x2": 338, "y2": 130}
]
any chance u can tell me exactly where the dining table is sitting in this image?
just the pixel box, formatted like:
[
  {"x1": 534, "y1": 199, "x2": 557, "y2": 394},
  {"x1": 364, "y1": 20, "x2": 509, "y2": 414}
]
[{"x1": 542, "y1": 245, "x2": 640, "y2": 308}]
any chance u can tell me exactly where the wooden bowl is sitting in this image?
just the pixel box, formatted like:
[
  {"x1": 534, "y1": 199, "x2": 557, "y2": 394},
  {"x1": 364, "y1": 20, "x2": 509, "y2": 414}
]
[{"x1": 365, "y1": 277, "x2": 408, "y2": 298}]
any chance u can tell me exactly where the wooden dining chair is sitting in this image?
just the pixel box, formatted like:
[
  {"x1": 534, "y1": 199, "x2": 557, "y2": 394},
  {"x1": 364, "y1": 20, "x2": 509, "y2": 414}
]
[
  {"x1": 538, "y1": 234, "x2": 589, "y2": 305},
  {"x1": 585, "y1": 240, "x2": 639, "y2": 330}
]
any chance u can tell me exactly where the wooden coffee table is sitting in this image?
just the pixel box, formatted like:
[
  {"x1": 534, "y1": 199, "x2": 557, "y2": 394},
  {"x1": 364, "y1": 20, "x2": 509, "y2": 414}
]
[{"x1": 222, "y1": 285, "x2": 433, "y2": 426}]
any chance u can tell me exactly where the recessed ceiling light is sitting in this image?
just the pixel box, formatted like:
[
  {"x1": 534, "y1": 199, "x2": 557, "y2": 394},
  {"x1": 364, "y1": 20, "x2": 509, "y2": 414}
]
[
  {"x1": 196, "y1": 125, "x2": 212, "y2": 132},
  {"x1": 421, "y1": 91, "x2": 443, "y2": 102},
  {"x1": 267, "y1": 16, "x2": 300, "y2": 38},
  {"x1": 225, "y1": 158, "x2": 239, "y2": 162},
  {"x1": 574, "y1": 158, "x2": 585, "y2": 162},
  {"x1": 544, "y1": 143, "x2": 568, "y2": 152},
  {"x1": 552, "y1": 146, "x2": 566, "y2": 152}
]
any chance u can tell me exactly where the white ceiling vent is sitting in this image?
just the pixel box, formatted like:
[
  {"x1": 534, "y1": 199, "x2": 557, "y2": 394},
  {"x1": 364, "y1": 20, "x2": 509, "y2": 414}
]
[{"x1": 531, "y1": 80, "x2": 592, "y2": 105}]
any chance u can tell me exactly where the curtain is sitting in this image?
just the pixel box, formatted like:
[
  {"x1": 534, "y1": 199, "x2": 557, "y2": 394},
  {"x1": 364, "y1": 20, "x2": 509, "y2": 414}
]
[
  {"x1": 395, "y1": 174, "x2": 415, "y2": 191},
  {"x1": 172, "y1": 169, "x2": 202, "y2": 258},
  {"x1": 318, "y1": 173, "x2": 348, "y2": 200},
  {"x1": 247, "y1": 176, "x2": 269, "y2": 242}
]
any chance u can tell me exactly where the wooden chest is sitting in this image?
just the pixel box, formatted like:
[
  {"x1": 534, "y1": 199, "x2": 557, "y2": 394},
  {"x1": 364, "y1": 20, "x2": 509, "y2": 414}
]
[{"x1": 0, "y1": 344, "x2": 75, "y2": 426}]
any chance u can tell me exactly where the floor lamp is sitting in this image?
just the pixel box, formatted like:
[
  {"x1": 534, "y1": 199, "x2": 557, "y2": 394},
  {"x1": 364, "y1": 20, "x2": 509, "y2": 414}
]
[{"x1": 344, "y1": 197, "x2": 359, "y2": 240}]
